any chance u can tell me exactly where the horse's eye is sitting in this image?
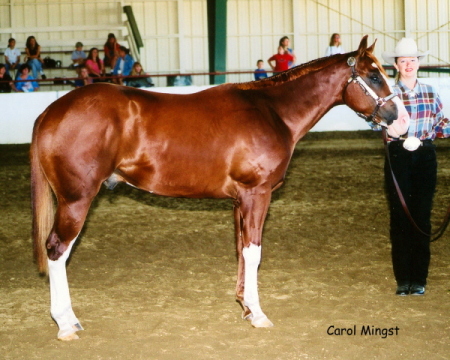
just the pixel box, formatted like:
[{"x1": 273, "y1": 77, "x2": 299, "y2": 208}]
[{"x1": 370, "y1": 75, "x2": 381, "y2": 84}]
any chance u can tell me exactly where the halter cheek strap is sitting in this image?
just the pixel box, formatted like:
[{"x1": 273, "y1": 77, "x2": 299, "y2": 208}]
[{"x1": 346, "y1": 57, "x2": 397, "y2": 126}]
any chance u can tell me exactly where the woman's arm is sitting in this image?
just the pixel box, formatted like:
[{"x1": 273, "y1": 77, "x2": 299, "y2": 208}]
[
  {"x1": 35, "y1": 45, "x2": 41, "y2": 59},
  {"x1": 434, "y1": 95, "x2": 449, "y2": 138},
  {"x1": 267, "y1": 56, "x2": 276, "y2": 71}
]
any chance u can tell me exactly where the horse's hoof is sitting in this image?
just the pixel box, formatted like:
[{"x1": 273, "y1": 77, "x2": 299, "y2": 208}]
[
  {"x1": 251, "y1": 315, "x2": 274, "y2": 328},
  {"x1": 58, "y1": 332, "x2": 80, "y2": 341},
  {"x1": 57, "y1": 324, "x2": 83, "y2": 341}
]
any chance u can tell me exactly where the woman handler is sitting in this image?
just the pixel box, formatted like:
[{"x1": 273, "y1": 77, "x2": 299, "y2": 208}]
[{"x1": 381, "y1": 38, "x2": 449, "y2": 296}]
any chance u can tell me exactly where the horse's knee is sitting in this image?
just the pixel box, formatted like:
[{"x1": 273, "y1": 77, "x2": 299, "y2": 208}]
[{"x1": 46, "y1": 232, "x2": 68, "y2": 261}]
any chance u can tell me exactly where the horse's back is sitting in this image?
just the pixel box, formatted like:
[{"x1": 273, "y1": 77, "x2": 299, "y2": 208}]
[{"x1": 33, "y1": 83, "x2": 293, "y2": 199}]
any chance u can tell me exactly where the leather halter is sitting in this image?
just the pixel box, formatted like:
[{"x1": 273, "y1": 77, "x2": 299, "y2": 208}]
[{"x1": 345, "y1": 57, "x2": 397, "y2": 126}]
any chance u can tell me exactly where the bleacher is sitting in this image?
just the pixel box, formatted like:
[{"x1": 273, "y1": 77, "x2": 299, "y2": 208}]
[
  {"x1": 1, "y1": 5, "x2": 148, "y2": 90},
  {"x1": 2, "y1": 41, "x2": 114, "y2": 91},
  {"x1": 1, "y1": 16, "x2": 142, "y2": 90}
]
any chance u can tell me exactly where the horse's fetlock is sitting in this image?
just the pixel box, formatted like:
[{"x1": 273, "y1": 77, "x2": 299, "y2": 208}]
[{"x1": 46, "y1": 232, "x2": 67, "y2": 260}]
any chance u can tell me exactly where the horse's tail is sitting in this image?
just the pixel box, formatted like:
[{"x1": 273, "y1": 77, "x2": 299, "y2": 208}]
[{"x1": 30, "y1": 116, "x2": 53, "y2": 275}]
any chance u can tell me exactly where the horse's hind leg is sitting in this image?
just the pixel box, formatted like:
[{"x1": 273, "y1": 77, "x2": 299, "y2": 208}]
[
  {"x1": 234, "y1": 201, "x2": 252, "y2": 319},
  {"x1": 48, "y1": 237, "x2": 82, "y2": 340},
  {"x1": 47, "y1": 198, "x2": 94, "y2": 340}
]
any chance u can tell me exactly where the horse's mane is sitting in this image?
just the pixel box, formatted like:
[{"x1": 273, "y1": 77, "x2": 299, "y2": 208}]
[{"x1": 235, "y1": 50, "x2": 387, "y2": 90}]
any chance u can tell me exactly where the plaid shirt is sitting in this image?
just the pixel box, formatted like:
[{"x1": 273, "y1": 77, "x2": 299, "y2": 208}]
[
  {"x1": 393, "y1": 80, "x2": 449, "y2": 140},
  {"x1": 371, "y1": 80, "x2": 449, "y2": 140}
]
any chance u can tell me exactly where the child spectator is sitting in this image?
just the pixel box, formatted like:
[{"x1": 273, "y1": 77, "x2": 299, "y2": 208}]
[
  {"x1": 254, "y1": 59, "x2": 268, "y2": 80},
  {"x1": 15, "y1": 64, "x2": 39, "y2": 92},
  {"x1": 127, "y1": 62, "x2": 154, "y2": 88},
  {"x1": 71, "y1": 41, "x2": 87, "y2": 68},
  {"x1": 74, "y1": 66, "x2": 93, "y2": 88},
  {"x1": 268, "y1": 46, "x2": 294, "y2": 74},
  {"x1": 0, "y1": 63, "x2": 17, "y2": 93},
  {"x1": 4, "y1": 38, "x2": 21, "y2": 78}
]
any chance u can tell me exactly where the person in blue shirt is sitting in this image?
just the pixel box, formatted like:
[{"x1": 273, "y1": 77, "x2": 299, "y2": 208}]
[
  {"x1": 15, "y1": 64, "x2": 39, "y2": 92},
  {"x1": 113, "y1": 46, "x2": 134, "y2": 85},
  {"x1": 70, "y1": 41, "x2": 87, "y2": 68},
  {"x1": 254, "y1": 59, "x2": 268, "y2": 81}
]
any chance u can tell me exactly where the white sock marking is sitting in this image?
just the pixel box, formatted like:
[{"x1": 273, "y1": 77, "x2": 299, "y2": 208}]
[
  {"x1": 48, "y1": 237, "x2": 82, "y2": 338},
  {"x1": 242, "y1": 243, "x2": 264, "y2": 316}
]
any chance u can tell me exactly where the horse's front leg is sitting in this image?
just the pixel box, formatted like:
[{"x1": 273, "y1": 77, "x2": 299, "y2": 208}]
[
  {"x1": 234, "y1": 188, "x2": 273, "y2": 328},
  {"x1": 48, "y1": 237, "x2": 83, "y2": 340}
]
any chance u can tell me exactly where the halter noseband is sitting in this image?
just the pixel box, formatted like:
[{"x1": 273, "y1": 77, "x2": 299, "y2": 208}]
[{"x1": 346, "y1": 57, "x2": 397, "y2": 126}]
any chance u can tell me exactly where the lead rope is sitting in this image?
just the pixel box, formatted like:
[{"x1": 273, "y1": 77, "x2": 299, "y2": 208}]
[{"x1": 382, "y1": 128, "x2": 450, "y2": 242}]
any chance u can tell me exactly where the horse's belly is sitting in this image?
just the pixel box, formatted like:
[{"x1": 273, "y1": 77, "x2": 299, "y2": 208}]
[{"x1": 121, "y1": 166, "x2": 233, "y2": 199}]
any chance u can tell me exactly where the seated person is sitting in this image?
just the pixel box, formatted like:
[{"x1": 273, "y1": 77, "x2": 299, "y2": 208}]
[
  {"x1": 112, "y1": 46, "x2": 134, "y2": 85},
  {"x1": 15, "y1": 63, "x2": 39, "y2": 92},
  {"x1": 0, "y1": 63, "x2": 17, "y2": 93},
  {"x1": 127, "y1": 62, "x2": 154, "y2": 88},
  {"x1": 4, "y1": 38, "x2": 21, "y2": 78},
  {"x1": 74, "y1": 66, "x2": 93, "y2": 88},
  {"x1": 104, "y1": 33, "x2": 120, "y2": 70},
  {"x1": 71, "y1": 41, "x2": 87, "y2": 68},
  {"x1": 25, "y1": 35, "x2": 46, "y2": 79},
  {"x1": 85, "y1": 47, "x2": 105, "y2": 82}
]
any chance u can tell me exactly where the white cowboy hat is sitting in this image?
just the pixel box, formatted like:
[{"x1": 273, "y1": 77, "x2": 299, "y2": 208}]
[{"x1": 381, "y1": 38, "x2": 429, "y2": 65}]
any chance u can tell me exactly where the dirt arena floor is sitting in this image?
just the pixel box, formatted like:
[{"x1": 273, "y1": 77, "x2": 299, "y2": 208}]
[{"x1": 1, "y1": 131, "x2": 449, "y2": 360}]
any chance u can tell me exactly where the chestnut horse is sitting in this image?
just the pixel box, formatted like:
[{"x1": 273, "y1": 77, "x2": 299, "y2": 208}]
[{"x1": 31, "y1": 36, "x2": 409, "y2": 340}]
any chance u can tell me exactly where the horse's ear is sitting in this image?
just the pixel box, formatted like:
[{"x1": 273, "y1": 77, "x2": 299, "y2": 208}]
[
  {"x1": 357, "y1": 35, "x2": 369, "y2": 56},
  {"x1": 366, "y1": 39, "x2": 377, "y2": 54}
]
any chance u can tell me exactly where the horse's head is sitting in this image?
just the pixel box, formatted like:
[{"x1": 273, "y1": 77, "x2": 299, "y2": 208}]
[{"x1": 343, "y1": 36, "x2": 410, "y2": 138}]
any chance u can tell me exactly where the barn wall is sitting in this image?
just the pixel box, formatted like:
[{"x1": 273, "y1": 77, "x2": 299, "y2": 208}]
[{"x1": 0, "y1": 0, "x2": 449, "y2": 87}]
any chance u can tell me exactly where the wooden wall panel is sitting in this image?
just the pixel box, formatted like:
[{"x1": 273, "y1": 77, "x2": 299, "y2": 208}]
[{"x1": 410, "y1": 0, "x2": 449, "y2": 67}]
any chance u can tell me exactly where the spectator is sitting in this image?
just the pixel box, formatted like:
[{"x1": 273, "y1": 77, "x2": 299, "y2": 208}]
[
  {"x1": 112, "y1": 46, "x2": 134, "y2": 85},
  {"x1": 0, "y1": 63, "x2": 17, "y2": 93},
  {"x1": 127, "y1": 62, "x2": 154, "y2": 88},
  {"x1": 4, "y1": 38, "x2": 21, "y2": 78},
  {"x1": 279, "y1": 36, "x2": 296, "y2": 68},
  {"x1": 15, "y1": 64, "x2": 39, "y2": 92},
  {"x1": 85, "y1": 47, "x2": 105, "y2": 82},
  {"x1": 25, "y1": 35, "x2": 46, "y2": 79},
  {"x1": 71, "y1": 41, "x2": 87, "y2": 69},
  {"x1": 104, "y1": 33, "x2": 120, "y2": 72},
  {"x1": 74, "y1": 66, "x2": 93, "y2": 88},
  {"x1": 268, "y1": 46, "x2": 294, "y2": 74},
  {"x1": 254, "y1": 59, "x2": 268, "y2": 80},
  {"x1": 325, "y1": 33, "x2": 345, "y2": 56}
]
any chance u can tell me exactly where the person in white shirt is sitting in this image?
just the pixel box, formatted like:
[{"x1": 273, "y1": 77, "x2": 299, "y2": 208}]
[
  {"x1": 4, "y1": 38, "x2": 21, "y2": 78},
  {"x1": 324, "y1": 33, "x2": 345, "y2": 56}
]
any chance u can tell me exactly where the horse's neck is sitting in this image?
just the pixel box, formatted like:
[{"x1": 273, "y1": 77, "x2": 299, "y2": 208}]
[{"x1": 268, "y1": 63, "x2": 350, "y2": 144}]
